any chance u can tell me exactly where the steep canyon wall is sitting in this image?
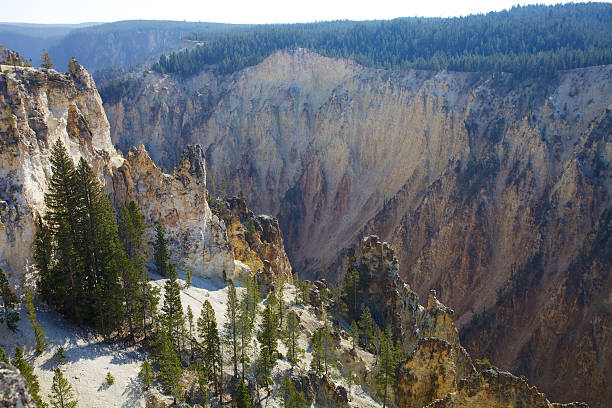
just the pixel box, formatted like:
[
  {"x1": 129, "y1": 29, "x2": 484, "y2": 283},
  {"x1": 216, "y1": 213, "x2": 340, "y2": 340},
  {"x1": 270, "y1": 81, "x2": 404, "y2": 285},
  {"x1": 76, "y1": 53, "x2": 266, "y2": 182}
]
[{"x1": 104, "y1": 50, "x2": 612, "y2": 406}]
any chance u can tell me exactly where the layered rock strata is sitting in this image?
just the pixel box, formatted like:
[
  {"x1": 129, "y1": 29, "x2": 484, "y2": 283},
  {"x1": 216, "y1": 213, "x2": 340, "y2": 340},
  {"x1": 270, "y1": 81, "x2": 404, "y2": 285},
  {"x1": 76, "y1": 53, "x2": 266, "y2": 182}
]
[{"x1": 104, "y1": 50, "x2": 612, "y2": 406}]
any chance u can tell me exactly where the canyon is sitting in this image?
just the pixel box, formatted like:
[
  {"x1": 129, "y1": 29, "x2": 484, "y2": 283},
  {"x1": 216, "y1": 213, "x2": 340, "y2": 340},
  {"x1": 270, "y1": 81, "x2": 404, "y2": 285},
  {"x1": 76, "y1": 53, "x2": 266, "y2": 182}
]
[{"x1": 103, "y1": 49, "x2": 611, "y2": 407}]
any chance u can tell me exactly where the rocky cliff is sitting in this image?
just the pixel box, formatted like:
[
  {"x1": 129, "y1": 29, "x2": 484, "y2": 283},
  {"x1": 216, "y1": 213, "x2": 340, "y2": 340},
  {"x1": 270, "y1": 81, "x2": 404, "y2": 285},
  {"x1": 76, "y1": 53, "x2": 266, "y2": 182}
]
[
  {"x1": 210, "y1": 196, "x2": 292, "y2": 281},
  {"x1": 0, "y1": 362, "x2": 37, "y2": 408},
  {"x1": 103, "y1": 50, "x2": 612, "y2": 406},
  {"x1": 110, "y1": 144, "x2": 235, "y2": 278},
  {"x1": 0, "y1": 60, "x2": 234, "y2": 283},
  {"x1": 350, "y1": 235, "x2": 586, "y2": 408}
]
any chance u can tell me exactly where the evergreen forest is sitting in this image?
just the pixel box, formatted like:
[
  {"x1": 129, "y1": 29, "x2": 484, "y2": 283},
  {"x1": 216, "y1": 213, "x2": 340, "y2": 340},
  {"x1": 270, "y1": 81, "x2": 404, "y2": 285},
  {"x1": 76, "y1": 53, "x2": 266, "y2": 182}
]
[{"x1": 151, "y1": 3, "x2": 612, "y2": 79}]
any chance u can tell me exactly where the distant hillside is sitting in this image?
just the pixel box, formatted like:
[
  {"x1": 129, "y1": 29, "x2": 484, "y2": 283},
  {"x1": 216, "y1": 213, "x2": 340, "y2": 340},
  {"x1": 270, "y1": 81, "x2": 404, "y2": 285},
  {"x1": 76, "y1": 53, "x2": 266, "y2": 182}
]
[
  {"x1": 0, "y1": 20, "x2": 251, "y2": 72},
  {"x1": 152, "y1": 3, "x2": 612, "y2": 79},
  {"x1": 0, "y1": 22, "x2": 100, "y2": 64},
  {"x1": 47, "y1": 20, "x2": 253, "y2": 72}
]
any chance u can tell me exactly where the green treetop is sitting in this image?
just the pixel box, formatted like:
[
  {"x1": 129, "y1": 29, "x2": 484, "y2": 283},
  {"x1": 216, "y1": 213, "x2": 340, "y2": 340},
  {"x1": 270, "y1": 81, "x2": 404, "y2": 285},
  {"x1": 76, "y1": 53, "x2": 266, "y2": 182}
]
[
  {"x1": 49, "y1": 367, "x2": 78, "y2": 408},
  {"x1": 0, "y1": 268, "x2": 19, "y2": 331}
]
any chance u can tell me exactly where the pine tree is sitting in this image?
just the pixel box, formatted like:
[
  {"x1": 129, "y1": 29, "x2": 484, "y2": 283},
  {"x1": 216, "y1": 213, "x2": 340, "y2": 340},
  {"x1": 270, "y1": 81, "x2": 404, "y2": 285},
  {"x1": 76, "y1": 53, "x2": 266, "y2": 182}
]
[
  {"x1": 0, "y1": 268, "x2": 19, "y2": 331},
  {"x1": 139, "y1": 360, "x2": 153, "y2": 390},
  {"x1": 154, "y1": 328, "x2": 183, "y2": 398},
  {"x1": 25, "y1": 288, "x2": 51, "y2": 353},
  {"x1": 256, "y1": 302, "x2": 278, "y2": 394},
  {"x1": 42, "y1": 146, "x2": 126, "y2": 337},
  {"x1": 0, "y1": 345, "x2": 8, "y2": 363},
  {"x1": 186, "y1": 305, "x2": 195, "y2": 361},
  {"x1": 12, "y1": 347, "x2": 46, "y2": 407},
  {"x1": 310, "y1": 328, "x2": 322, "y2": 374},
  {"x1": 279, "y1": 374, "x2": 307, "y2": 408},
  {"x1": 197, "y1": 299, "x2": 221, "y2": 396},
  {"x1": 142, "y1": 284, "x2": 160, "y2": 343},
  {"x1": 329, "y1": 284, "x2": 347, "y2": 317},
  {"x1": 74, "y1": 159, "x2": 125, "y2": 338},
  {"x1": 41, "y1": 49, "x2": 53, "y2": 69},
  {"x1": 67, "y1": 57, "x2": 78, "y2": 76},
  {"x1": 234, "y1": 379, "x2": 250, "y2": 408},
  {"x1": 376, "y1": 331, "x2": 398, "y2": 408},
  {"x1": 310, "y1": 319, "x2": 337, "y2": 376},
  {"x1": 343, "y1": 268, "x2": 360, "y2": 318},
  {"x1": 373, "y1": 324, "x2": 383, "y2": 360},
  {"x1": 293, "y1": 272, "x2": 300, "y2": 304},
  {"x1": 223, "y1": 280, "x2": 239, "y2": 378},
  {"x1": 185, "y1": 270, "x2": 192, "y2": 287},
  {"x1": 358, "y1": 306, "x2": 374, "y2": 350},
  {"x1": 237, "y1": 290, "x2": 253, "y2": 380},
  {"x1": 296, "y1": 279, "x2": 310, "y2": 305},
  {"x1": 49, "y1": 367, "x2": 78, "y2": 408},
  {"x1": 192, "y1": 360, "x2": 209, "y2": 404},
  {"x1": 282, "y1": 310, "x2": 304, "y2": 369},
  {"x1": 44, "y1": 140, "x2": 79, "y2": 319},
  {"x1": 153, "y1": 220, "x2": 170, "y2": 277},
  {"x1": 245, "y1": 275, "x2": 260, "y2": 326},
  {"x1": 33, "y1": 215, "x2": 54, "y2": 304},
  {"x1": 118, "y1": 202, "x2": 147, "y2": 342},
  {"x1": 161, "y1": 263, "x2": 185, "y2": 353},
  {"x1": 54, "y1": 346, "x2": 67, "y2": 362},
  {"x1": 276, "y1": 278, "x2": 286, "y2": 327},
  {"x1": 349, "y1": 320, "x2": 359, "y2": 350}
]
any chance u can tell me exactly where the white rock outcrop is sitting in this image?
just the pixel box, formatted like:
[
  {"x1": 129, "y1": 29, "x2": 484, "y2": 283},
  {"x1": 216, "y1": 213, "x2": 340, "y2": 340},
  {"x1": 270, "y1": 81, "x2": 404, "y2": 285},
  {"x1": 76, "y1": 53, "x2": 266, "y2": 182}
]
[{"x1": 0, "y1": 63, "x2": 234, "y2": 283}]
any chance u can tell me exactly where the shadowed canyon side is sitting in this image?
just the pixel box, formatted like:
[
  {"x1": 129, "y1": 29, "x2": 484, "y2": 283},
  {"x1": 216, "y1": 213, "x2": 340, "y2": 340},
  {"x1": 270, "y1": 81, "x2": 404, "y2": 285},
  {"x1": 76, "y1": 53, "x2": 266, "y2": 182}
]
[
  {"x1": 104, "y1": 49, "x2": 612, "y2": 406},
  {"x1": 0, "y1": 61, "x2": 235, "y2": 282}
]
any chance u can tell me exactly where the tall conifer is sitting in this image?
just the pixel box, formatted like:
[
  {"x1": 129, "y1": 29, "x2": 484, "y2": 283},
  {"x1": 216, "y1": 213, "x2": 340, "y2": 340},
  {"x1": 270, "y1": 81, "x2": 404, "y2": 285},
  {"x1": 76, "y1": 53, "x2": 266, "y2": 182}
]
[
  {"x1": 161, "y1": 263, "x2": 184, "y2": 352},
  {"x1": 223, "y1": 280, "x2": 239, "y2": 378},
  {"x1": 197, "y1": 299, "x2": 222, "y2": 396},
  {"x1": 44, "y1": 140, "x2": 79, "y2": 318},
  {"x1": 0, "y1": 268, "x2": 19, "y2": 331},
  {"x1": 282, "y1": 310, "x2": 303, "y2": 369},
  {"x1": 256, "y1": 302, "x2": 278, "y2": 394},
  {"x1": 25, "y1": 288, "x2": 51, "y2": 353},
  {"x1": 153, "y1": 220, "x2": 170, "y2": 277},
  {"x1": 49, "y1": 368, "x2": 77, "y2": 408},
  {"x1": 12, "y1": 347, "x2": 46, "y2": 407}
]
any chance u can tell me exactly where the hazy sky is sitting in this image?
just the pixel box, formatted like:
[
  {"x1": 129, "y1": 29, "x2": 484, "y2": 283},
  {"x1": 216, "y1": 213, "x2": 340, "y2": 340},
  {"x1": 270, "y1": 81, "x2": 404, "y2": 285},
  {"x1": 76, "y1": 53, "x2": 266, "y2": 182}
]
[{"x1": 2, "y1": 0, "x2": 599, "y2": 24}]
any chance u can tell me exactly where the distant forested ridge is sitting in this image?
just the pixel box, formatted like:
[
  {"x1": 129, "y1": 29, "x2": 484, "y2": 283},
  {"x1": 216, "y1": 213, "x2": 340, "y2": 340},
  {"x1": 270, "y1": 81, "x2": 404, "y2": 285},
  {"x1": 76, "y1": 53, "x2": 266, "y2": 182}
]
[
  {"x1": 48, "y1": 20, "x2": 252, "y2": 72},
  {"x1": 151, "y1": 3, "x2": 612, "y2": 79}
]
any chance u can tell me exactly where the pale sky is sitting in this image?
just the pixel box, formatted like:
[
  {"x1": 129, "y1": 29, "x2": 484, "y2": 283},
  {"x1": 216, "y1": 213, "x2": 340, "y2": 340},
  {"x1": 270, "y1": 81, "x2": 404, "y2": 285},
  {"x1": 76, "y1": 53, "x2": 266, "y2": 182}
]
[{"x1": 1, "y1": 0, "x2": 601, "y2": 25}]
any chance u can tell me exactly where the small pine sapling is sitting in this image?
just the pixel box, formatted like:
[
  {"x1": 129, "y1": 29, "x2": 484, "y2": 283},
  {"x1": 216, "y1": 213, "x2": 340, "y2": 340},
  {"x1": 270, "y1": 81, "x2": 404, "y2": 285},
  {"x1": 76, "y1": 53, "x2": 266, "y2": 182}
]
[
  {"x1": 54, "y1": 346, "x2": 67, "y2": 362},
  {"x1": 139, "y1": 360, "x2": 153, "y2": 390}
]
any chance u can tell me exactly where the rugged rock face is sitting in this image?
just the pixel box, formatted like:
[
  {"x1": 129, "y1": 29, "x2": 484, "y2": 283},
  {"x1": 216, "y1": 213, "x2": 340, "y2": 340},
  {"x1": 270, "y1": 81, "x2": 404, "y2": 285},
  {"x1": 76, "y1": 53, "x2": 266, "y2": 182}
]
[
  {"x1": 426, "y1": 369, "x2": 590, "y2": 408},
  {"x1": 357, "y1": 235, "x2": 461, "y2": 353},
  {"x1": 291, "y1": 373, "x2": 349, "y2": 408},
  {"x1": 0, "y1": 362, "x2": 37, "y2": 408},
  {"x1": 0, "y1": 62, "x2": 234, "y2": 283},
  {"x1": 210, "y1": 196, "x2": 292, "y2": 280},
  {"x1": 0, "y1": 48, "x2": 28, "y2": 67},
  {"x1": 395, "y1": 338, "x2": 469, "y2": 408},
  {"x1": 349, "y1": 236, "x2": 582, "y2": 408},
  {"x1": 357, "y1": 236, "x2": 474, "y2": 407},
  {"x1": 104, "y1": 50, "x2": 612, "y2": 406},
  {"x1": 0, "y1": 62, "x2": 120, "y2": 282},
  {"x1": 111, "y1": 144, "x2": 235, "y2": 278}
]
